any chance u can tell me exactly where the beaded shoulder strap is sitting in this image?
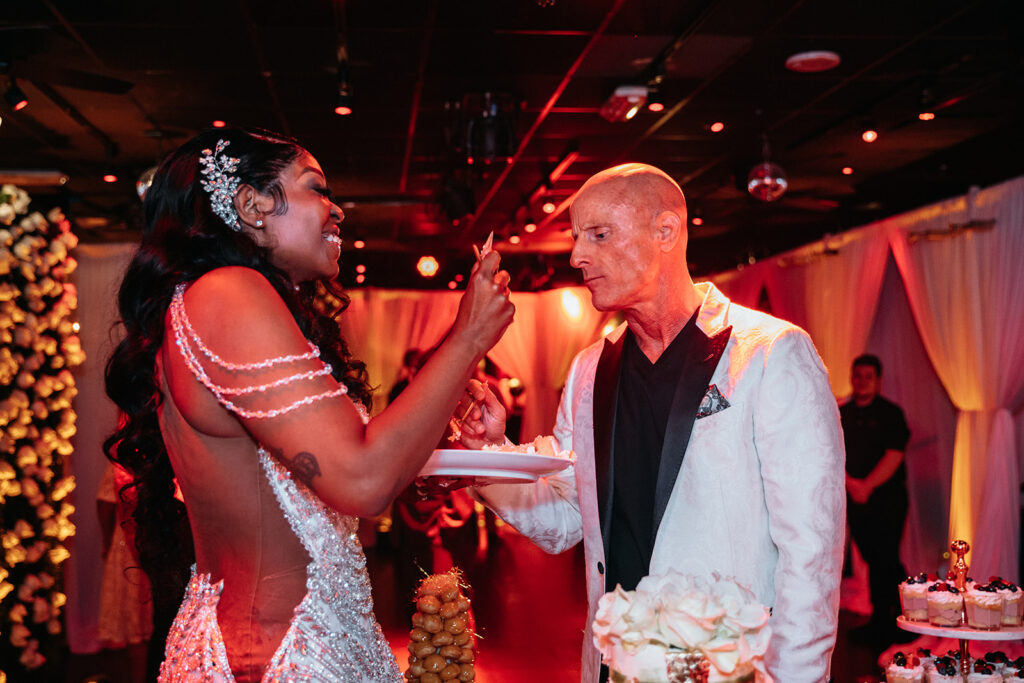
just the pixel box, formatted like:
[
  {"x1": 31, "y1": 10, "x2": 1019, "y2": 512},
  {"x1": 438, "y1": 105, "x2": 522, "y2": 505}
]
[{"x1": 170, "y1": 283, "x2": 349, "y2": 419}]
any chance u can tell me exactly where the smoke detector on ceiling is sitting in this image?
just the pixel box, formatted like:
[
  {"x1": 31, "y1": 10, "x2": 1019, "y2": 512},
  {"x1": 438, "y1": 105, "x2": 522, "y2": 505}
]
[{"x1": 785, "y1": 50, "x2": 841, "y2": 73}]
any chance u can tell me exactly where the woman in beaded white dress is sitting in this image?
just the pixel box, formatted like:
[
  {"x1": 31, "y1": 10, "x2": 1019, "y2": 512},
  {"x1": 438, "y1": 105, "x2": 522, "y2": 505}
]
[{"x1": 104, "y1": 128, "x2": 514, "y2": 682}]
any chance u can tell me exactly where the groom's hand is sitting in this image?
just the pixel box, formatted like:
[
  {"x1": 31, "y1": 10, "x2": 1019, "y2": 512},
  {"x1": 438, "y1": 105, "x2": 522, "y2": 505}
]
[{"x1": 458, "y1": 378, "x2": 507, "y2": 449}]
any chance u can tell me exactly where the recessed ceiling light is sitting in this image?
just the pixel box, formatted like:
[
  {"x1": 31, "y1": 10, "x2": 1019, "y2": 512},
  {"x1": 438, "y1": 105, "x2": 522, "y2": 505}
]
[
  {"x1": 509, "y1": 233, "x2": 521, "y2": 245},
  {"x1": 918, "y1": 112, "x2": 935, "y2": 121},
  {"x1": 691, "y1": 216, "x2": 704, "y2": 226},
  {"x1": 416, "y1": 255, "x2": 440, "y2": 278},
  {"x1": 103, "y1": 174, "x2": 118, "y2": 183},
  {"x1": 785, "y1": 50, "x2": 841, "y2": 73},
  {"x1": 709, "y1": 121, "x2": 725, "y2": 133},
  {"x1": 355, "y1": 264, "x2": 366, "y2": 274},
  {"x1": 355, "y1": 274, "x2": 365, "y2": 284},
  {"x1": 212, "y1": 120, "x2": 226, "y2": 128},
  {"x1": 861, "y1": 129, "x2": 878, "y2": 143},
  {"x1": 842, "y1": 166, "x2": 853, "y2": 175},
  {"x1": 353, "y1": 239, "x2": 365, "y2": 249},
  {"x1": 541, "y1": 201, "x2": 557, "y2": 214}
]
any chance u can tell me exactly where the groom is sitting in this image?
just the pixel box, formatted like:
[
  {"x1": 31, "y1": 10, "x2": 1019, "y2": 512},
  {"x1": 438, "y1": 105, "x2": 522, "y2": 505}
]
[{"x1": 462, "y1": 163, "x2": 846, "y2": 682}]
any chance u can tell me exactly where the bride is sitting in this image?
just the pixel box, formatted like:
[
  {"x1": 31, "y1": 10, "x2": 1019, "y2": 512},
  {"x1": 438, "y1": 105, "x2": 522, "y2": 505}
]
[{"x1": 104, "y1": 127, "x2": 514, "y2": 681}]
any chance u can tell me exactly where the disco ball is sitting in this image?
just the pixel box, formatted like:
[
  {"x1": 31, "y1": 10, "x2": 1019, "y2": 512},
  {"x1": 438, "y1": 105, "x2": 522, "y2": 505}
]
[{"x1": 747, "y1": 161, "x2": 788, "y2": 202}]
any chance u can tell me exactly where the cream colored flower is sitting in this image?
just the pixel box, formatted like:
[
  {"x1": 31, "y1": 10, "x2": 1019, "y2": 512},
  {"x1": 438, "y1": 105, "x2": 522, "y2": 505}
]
[
  {"x1": 48, "y1": 545, "x2": 70, "y2": 564},
  {"x1": 8, "y1": 602, "x2": 27, "y2": 623}
]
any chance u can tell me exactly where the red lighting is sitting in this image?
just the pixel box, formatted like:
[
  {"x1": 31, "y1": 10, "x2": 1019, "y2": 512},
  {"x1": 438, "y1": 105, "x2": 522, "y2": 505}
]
[
  {"x1": 448, "y1": 281, "x2": 457, "y2": 290},
  {"x1": 416, "y1": 255, "x2": 440, "y2": 278},
  {"x1": 918, "y1": 112, "x2": 935, "y2": 121},
  {"x1": 355, "y1": 264, "x2": 366, "y2": 274},
  {"x1": 334, "y1": 105, "x2": 353, "y2": 116},
  {"x1": 524, "y1": 222, "x2": 537, "y2": 233},
  {"x1": 709, "y1": 121, "x2": 725, "y2": 133},
  {"x1": 355, "y1": 274, "x2": 365, "y2": 284},
  {"x1": 509, "y1": 234, "x2": 521, "y2": 245},
  {"x1": 454, "y1": 273, "x2": 464, "y2": 283},
  {"x1": 842, "y1": 166, "x2": 854, "y2": 175},
  {"x1": 647, "y1": 101, "x2": 664, "y2": 113},
  {"x1": 542, "y1": 201, "x2": 557, "y2": 214},
  {"x1": 212, "y1": 120, "x2": 226, "y2": 128},
  {"x1": 691, "y1": 217, "x2": 704, "y2": 226},
  {"x1": 103, "y1": 174, "x2": 118, "y2": 183},
  {"x1": 353, "y1": 239, "x2": 366, "y2": 249},
  {"x1": 861, "y1": 129, "x2": 878, "y2": 143},
  {"x1": 12, "y1": 99, "x2": 28, "y2": 112},
  {"x1": 466, "y1": 157, "x2": 475, "y2": 165}
]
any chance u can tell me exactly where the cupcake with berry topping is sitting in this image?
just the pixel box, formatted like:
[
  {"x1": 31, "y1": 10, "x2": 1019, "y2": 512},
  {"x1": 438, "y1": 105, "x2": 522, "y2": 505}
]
[
  {"x1": 965, "y1": 582, "x2": 1005, "y2": 630},
  {"x1": 1004, "y1": 668, "x2": 1024, "y2": 681},
  {"x1": 927, "y1": 581, "x2": 965, "y2": 626},
  {"x1": 990, "y1": 578, "x2": 1024, "y2": 626},
  {"x1": 984, "y1": 651, "x2": 1010, "y2": 675},
  {"x1": 887, "y1": 651, "x2": 924, "y2": 683},
  {"x1": 901, "y1": 573, "x2": 934, "y2": 622},
  {"x1": 930, "y1": 656, "x2": 961, "y2": 682},
  {"x1": 917, "y1": 648, "x2": 936, "y2": 674},
  {"x1": 969, "y1": 660, "x2": 1003, "y2": 683}
]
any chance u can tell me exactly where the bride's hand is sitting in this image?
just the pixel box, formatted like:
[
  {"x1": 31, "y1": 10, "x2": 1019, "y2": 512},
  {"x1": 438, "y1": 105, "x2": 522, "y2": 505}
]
[
  {"x1": 449, "y1": 250, "x2": 514, "y2": 358},
  {"x1": 458, "y1": 378, "x2": 507, "y2": 449}
]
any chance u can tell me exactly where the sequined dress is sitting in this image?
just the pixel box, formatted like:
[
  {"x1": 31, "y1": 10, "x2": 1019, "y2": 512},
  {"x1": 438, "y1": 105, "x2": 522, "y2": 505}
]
[
  {"x1": 158, "y1": 282, "x2": 402, "y2": 682},
  {"x1": 159, "y1": 445, "x2": 401, "y2": 682}
]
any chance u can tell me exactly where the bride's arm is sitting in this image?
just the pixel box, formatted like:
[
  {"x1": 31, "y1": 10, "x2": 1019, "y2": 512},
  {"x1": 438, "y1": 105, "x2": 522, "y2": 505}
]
[{"x1": 165, "y1": 258, "x2": 513, "y2": 517}]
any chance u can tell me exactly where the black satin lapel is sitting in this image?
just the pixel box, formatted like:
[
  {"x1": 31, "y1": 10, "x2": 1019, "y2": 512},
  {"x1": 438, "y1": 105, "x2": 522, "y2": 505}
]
[
  {"x1": 651, "y1": 325, "x2": 732, "y2": 542},
  {"x1": 593, "y1": 334, "x2": 625, "y2": 551}
]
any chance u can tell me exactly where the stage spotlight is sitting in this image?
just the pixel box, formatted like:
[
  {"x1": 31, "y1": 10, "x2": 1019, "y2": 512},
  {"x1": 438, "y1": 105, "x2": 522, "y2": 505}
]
[
  {"x1": 541, "y1": 201, "x2": 556, "y2": 214},
  {"x1": 4, "y1": 81, "x2": 28, "y2": 111},
  {"x1": 524, "y1": 218, "x2": 537, "y2": 233},
  {"x1": 599, "y1": 85, "x2": 648, "y2": 123},
  {"x1": 103, "y1": 174, "x2": 118, "y2": 183},
  {"x1": 353, "y1": 239, "x2": 366, "y2": 249},
  {"x1": 709, "y1": 121, "x2": 725, "y2": 133},
  {"x1": 355, "y1": 264, "x2": 366, "y2": 274},
  {"x1": 918, "y1": 112, "x2": 935, "y2": 121},
  {"x1": 509, "y1": 233, "x2": 521, "y2": 245},
  {"x1": 335, "y1": 53, "x2": 353, "y2": 115},
  {"x1": 212, "y1": 120, "x2": 226, "y2": 128},
  {"x1": 842, "y1": 166, "x2": 854, "y2": 175},
  {"x1": 355, "y1": 274, "x2": 365, "y2": 284},
  {"x1": 335, "y1": 92, "x2": 353, "y2": 116},
  {"x1": 861, "y1": 128, "x2": 878, "y2": 143}
]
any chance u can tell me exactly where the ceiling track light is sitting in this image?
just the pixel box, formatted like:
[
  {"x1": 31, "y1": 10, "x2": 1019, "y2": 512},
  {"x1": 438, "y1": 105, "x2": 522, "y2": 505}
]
[
  {"x1": 335, "y1": 46, "x2": 353, "y2": 116},
  {"x1": 4, "y1": 79, "x2": 29, "y2": 111},
  {"x1": 600, "y1": 85, "x2": 648, "y2": 122},
  {"x1": 646, "y1": 87, "x2": 664, "y2": 113}
]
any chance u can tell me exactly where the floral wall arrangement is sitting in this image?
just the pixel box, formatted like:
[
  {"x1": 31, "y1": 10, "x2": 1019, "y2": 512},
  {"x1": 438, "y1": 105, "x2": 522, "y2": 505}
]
[{"x1": 0, "y1": 184, "x2": 83, "y2": 680}]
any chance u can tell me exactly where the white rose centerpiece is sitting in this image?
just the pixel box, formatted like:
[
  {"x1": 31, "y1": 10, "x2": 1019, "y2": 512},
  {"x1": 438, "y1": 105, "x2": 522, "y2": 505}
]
[{"x1": 592, "y1": 571, "x2": 772, "y2": 683}]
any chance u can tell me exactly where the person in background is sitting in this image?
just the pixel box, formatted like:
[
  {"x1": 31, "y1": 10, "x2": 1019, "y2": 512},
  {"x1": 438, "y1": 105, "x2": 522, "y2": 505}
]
[
  {"x1": 104, "y1": 127, "x2": 513, "y2": 680},
  {"x1": 842, "y1": 353, "x2": 914, "y2": 647},
  {"x1": 96, "y1": 462, "x2": 152, "y2": 683},
  {"x1": 459, "y1": 163, "x2": 846, "y2": 683}
]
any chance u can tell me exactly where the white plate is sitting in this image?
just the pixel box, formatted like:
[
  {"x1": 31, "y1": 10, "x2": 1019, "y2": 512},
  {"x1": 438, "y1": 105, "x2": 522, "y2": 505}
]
[{"x1": 418, "y1": 449, "x2": 573, "y2": 485}]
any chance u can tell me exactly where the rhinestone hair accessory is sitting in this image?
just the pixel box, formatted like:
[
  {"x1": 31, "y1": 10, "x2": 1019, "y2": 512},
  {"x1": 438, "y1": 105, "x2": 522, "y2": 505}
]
[{"x1": 199, "y1": 139, "x2": 242, "y2": 231}]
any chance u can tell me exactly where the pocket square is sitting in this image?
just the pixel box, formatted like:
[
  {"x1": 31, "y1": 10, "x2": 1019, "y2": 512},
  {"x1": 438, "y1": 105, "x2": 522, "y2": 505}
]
[{"x1": 697, "y1": 384, "x2": 730, "y2": 418}]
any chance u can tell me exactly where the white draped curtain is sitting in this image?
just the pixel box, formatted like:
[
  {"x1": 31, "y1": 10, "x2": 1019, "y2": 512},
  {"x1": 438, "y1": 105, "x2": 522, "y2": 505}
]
[
  {"x1": 888, "y1": 177, "x2": 1024, "y2": 579},
  {"x1": 758, "y1": 224, "x2": 891, "y2": 398},
  {"x1": 67, "y1": 243, "x2": 137, "y2": 653}
]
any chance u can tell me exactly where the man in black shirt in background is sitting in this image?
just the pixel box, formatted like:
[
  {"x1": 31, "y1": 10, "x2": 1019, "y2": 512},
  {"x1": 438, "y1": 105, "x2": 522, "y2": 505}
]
[{"x1": 841, "y1": 353, "x2": 914, "y2": 646}]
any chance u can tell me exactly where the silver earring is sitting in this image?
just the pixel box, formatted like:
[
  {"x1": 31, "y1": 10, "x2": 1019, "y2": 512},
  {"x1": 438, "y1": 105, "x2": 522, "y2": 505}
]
[{"x1": 255, "y1": 219, "x2": 263, "y2": 227}]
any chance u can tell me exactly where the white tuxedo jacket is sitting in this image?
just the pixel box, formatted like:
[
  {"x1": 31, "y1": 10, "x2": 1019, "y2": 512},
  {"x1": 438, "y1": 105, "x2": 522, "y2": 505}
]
[{"x1": 476, "y1": 283, "x2": 845, "y2": 683}]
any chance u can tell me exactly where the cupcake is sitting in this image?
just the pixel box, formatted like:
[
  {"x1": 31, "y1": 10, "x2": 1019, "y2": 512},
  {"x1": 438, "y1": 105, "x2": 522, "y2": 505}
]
[
  {"x1": 901, "y1": 573, "x2": 933, "y2": 622},
  {"x1": 991, "y1": 578, "x2": 1024, "y2": 626},
  {"x1": 985, "y1": 651, "x2": 1010, "y2": 674},
  {"x1": 927, "y1": 581, "x2": 965, "y2": 626},
  {"x1": 965, "y1": 583, "x2": 1004, "y2": 630},
  {"x1": 930, "y1": 656, "x2": 961, "y2": 682},
  {"x1": 917, "y1": 648, "x2": 936, "y2": 673},
  {"x1": 887, "y1": 651, "x2": 924, "y2": 683},
  {"x1": 969, "y1": 661, "x2": 1002, "y2": 683},
  {"x1": 1003, "y1": 668, "x2": 1024, "y2": 681}
]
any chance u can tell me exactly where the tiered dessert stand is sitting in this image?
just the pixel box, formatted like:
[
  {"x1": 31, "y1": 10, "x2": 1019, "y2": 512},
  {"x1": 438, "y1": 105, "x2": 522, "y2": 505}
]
[{"x1": 896, "y1": 541, "x2": 1024, "y2": 679}]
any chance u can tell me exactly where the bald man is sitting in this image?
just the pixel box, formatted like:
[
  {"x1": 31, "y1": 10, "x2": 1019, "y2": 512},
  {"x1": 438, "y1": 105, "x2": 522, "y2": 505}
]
[{"x1": 463, "y1": 164, "x2": 845, "y2": 682}]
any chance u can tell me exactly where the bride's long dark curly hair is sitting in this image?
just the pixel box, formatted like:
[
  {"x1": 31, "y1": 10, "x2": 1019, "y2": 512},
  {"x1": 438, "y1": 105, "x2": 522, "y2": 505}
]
[{"x1": 103, "y1": 127, "x2": 371, "y2": 611}]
